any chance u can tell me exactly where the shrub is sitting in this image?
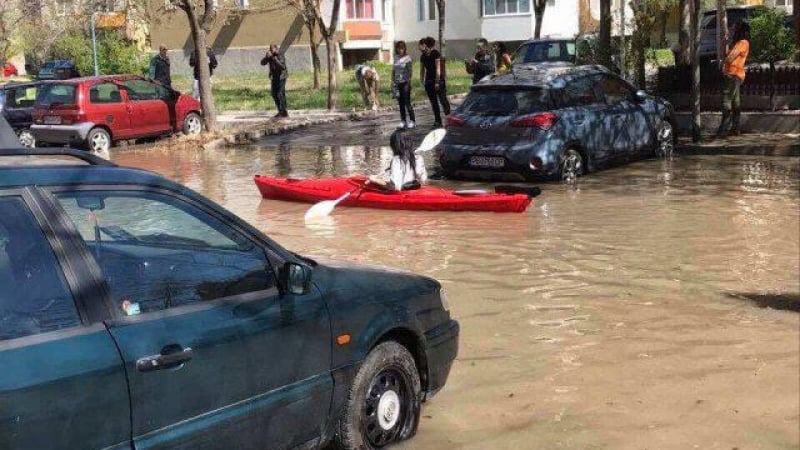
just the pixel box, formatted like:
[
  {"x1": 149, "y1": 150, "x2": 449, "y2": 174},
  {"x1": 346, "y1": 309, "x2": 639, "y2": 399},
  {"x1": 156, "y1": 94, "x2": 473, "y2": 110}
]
[{"x1": 49, "y1": 30, "x2": 148, "y2": 76}]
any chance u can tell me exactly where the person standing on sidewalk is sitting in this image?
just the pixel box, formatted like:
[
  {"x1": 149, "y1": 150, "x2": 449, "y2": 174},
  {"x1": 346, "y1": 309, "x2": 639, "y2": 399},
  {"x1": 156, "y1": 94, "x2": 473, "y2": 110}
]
[
  {"x1": 465, "y1": 38, "x2": 495, "y2": 84},
  {"x1": 148, "y1": 45, "x2": 172, "y2": 88},
  {"x1": 717, "y1": 22, "x2": 750, "y2": 138},
  {"x1": 419, "y1": 37, "x2": 450, "y2": 129},
  {"x1": 189, "y1": 47, "x2": 218, "y2": 100},
  {"x1": 355, "y1": 64, "x2": 380, "y2": 110},
  {"x1": 261, "y1": 44, "x2": 288, "y2": 118},
  {"x1": 392, "y1": 41, "x2": 415, "y2": 129}
]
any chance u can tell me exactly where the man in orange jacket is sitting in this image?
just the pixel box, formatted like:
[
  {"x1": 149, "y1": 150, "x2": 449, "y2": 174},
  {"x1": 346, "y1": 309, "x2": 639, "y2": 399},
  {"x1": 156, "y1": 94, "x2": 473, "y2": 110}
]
[{"x1": 717, "y1": 22, "x2": 750, "y2": 138}]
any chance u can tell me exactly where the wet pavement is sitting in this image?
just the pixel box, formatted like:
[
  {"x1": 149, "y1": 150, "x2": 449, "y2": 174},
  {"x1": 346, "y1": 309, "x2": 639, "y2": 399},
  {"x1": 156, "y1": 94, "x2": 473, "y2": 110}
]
[{"x1": 110, "y1": 112, "x2": 800, "y2": 449}]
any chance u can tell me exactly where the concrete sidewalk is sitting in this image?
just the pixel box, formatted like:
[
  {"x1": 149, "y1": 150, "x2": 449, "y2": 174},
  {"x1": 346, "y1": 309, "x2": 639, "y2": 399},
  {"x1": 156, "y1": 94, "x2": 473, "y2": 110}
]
[{"x1": 677, "y1": 133, "x2": 800, "y2": 156}]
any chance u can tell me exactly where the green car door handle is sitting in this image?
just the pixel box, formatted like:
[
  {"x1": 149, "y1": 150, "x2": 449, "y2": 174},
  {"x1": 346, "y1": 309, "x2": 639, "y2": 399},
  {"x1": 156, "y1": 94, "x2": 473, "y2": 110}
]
[{"x1": 136, "y1": 346, "x2": 194, "y2": 372}]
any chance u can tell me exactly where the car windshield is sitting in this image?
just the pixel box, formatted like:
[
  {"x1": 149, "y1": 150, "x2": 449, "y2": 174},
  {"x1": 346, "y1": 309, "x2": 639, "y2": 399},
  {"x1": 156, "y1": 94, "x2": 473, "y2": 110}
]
[
  {"x1": 459, "y1": 88, "x2": 550, "y2": 116},
  {"x1": 38, "y1": 62, "x2": 56, "y2": 76},
  {"x1": 36, "y1": 84, "x2": 77, "y2": 107},
  {"x1": 512, "y1": 41, "x2": 575, "y2": 64}
]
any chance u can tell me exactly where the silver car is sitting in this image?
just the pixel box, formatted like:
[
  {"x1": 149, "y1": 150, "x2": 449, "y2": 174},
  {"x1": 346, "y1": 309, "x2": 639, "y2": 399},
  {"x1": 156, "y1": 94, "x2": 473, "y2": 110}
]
[{"x1": 438, "y1": 64, "x2": 675, "y2": 181}]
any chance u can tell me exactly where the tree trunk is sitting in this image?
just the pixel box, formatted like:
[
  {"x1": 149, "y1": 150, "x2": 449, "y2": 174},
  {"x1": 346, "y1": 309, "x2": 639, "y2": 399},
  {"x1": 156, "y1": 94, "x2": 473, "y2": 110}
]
[
  {"x1": 678, "y1": 0, "x2": 692, "y2": 66},
  {"x1": 307, "y1": 22, "x2": 321, "y2": 90},
  {"x1": 794, "y1": 0, "x2": 799, "y2": 60},
  {"x1": 183, "y1": 3, "x2": 217, "y2": 132},
  {"x1": 436, "y1": 0, "x2": 446, "y2": 56},
  {"x1": 325, "y1": 36, "x2": 337, "y2": 110},
  {"x1": 690, "y1": 0, "x2": 701, "y2": 142},
  {"x1": 769, "y1": 61, "x2": 776, "y2": 111},
  {"x1": 599, "y1": 0, "x2": 613, "y2": 69},
  {"x1": 659, "y1": 10, "x2": 668, "y2": 47},
  {"x1": 534, "y1": 4, "x2": 545, "y2": 39},
  {"x1": 716, "y1": 0, "x2": 727, "y2": 70},
  {"x1": 620, "y1": 0, "x2": 626, "y2": 78}
]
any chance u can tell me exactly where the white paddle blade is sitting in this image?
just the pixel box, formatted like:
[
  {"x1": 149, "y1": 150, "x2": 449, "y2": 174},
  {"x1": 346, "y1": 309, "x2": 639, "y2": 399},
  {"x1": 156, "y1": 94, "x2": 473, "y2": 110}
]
[
  {"x1": 304, "y1": 192, "x2": 352, "y2": 221},
  {"x1": 304, "y1": 200, "x2": 338, "y2": 221},
  {"x1": 415, "y1": 128, "x2": 447, "y2": 153}
]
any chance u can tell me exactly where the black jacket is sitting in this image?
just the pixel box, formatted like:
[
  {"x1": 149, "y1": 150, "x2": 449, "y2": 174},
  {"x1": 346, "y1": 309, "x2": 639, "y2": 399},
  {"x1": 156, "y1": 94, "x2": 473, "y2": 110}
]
[
  {"x1": 189, "y1": 49, "x2": 219, "y2": 79},
  {"x1": 148, "y1": 55, "x2": 171, "y2": 87},
  {"x1": 260, "y1": 51, "x2": 287, "y2": 80}
]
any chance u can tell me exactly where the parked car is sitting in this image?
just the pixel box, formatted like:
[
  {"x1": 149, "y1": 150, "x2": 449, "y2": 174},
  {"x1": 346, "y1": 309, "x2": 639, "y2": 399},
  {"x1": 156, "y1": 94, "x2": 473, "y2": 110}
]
[
  {"x1": 439, "y1": 64, "x2": 675, "y2": 181},
  {"x1": 699, "y1": 6, "x2": 794, "y2": 63},
  {"x1": 0, "y1": 142, "x2": 459, "y2": 450},
  {"x1": 512, "y1": 37, "x2": 577, "y2": 65},
  {"x1": 31, "y1": 75, "x2": 203, "y2": 152},
  {"x1": 35, "y1": 60, "x2": 80, "y2": 81},
  {"x1": 0, "y1": 81, "x2": 40, "y2": 147},
  {"x1": 3, "y1": 63, "x2": 18, "y2": 77}
]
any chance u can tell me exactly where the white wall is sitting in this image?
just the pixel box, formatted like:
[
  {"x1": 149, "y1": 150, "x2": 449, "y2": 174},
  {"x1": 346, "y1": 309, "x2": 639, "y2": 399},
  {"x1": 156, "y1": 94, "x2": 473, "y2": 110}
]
[
  {"x1": 394, "y1": 0, "x2": 481, "y2": 42},
  {"x1": 538, "y1": 0, "x2": 580, "y2": 38},
  {"x1": 481, "y1": 15, "x2": 534, "y2": 42}
]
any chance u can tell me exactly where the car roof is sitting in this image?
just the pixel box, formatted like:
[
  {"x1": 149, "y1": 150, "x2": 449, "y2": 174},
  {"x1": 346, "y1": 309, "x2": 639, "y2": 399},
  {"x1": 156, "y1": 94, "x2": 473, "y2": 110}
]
[
  {"x1": 39, "y1": 74, "x2": 141, "y2": 85},
  {"x1": 518, "y1": 36, "x2": 575, "y2": 45},
  {"x1": 474, "y1": 63, "x2": 609, "y2": 89},
  {"x1": 0, "y1": 81, "x2": 43, "y2": 90}
]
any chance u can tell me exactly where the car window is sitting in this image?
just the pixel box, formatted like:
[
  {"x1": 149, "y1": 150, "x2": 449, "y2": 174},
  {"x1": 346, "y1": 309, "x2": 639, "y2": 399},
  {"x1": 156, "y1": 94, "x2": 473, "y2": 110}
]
[
  {"x1": 459, "y1": 88, "x2": 550, "y2": 116},
  {"x1": 89, "y1": 83, "x2": 123, "y2": 104},
  {"x1": 36, "y1": 83, "x2": 77, "y2": 107},
  {"x1": 513, "y1": 41, "x2": 574, "y2": 64},
  {"x1": 55, "y1": 191, "x2": 276, "y2": 316},
  {"x1": 561, "y1": 76, "x2": 601, "y2": 107},
  {"x1": 122, "y1": 79, "x2": 170, "y2": 101},
  {"x1": 596, "y1": 75, "x2": 633, "y2": 105},
  {"x1": 5, "y1": 86, "x2": 37, "y2": 108},
  {"x1": 0, "y1": 197, "x2": 81, "y2": 341}
]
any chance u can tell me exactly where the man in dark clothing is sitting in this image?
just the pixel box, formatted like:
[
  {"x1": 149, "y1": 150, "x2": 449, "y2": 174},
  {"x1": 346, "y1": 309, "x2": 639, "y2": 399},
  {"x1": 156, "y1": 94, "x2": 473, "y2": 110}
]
[
  {"x1": 466, "y1": 38, "x2": 494, "y2": 84},
  {"x1": 260, "y1": 44, "x2": 288, "y2": 118},
  {"x1": 189, "y1": 47, "x2": 218, "y2": 100},
  {"x1": 148, "y1": 45, "x2": 172, "y2": 87},
  {"x1": 419, "y1": 36, "x2": 450, "y2": 129}
]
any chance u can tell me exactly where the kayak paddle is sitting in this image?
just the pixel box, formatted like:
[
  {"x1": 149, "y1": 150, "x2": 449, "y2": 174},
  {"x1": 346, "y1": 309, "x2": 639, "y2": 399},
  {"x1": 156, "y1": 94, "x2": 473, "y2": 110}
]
[{"x1": 304, "y1": 129, "x2": 448, "y2": 221}]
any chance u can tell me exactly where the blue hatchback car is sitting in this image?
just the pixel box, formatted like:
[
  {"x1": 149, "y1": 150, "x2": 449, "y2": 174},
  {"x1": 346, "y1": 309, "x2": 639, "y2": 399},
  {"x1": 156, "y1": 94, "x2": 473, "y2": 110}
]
[
  {"x1": 439, "y1": 64, "x2": 675, "y2": 181},
  {"x1": 0, "y1": 132, "x2": 458, "y2": 449}
]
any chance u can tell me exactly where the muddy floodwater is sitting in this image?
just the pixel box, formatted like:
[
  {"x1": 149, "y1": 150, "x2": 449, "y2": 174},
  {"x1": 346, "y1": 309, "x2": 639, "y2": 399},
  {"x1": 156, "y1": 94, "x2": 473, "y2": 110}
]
[{"x1": 112, "y1": 138, "x2": 799, "y2": 449}]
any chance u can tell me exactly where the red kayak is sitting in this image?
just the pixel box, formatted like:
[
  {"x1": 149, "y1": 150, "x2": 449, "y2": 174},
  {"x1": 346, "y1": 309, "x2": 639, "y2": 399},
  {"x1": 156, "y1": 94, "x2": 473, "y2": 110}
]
[{"x1": 254, "y1": 176, "x2": 533, "y2": 213}]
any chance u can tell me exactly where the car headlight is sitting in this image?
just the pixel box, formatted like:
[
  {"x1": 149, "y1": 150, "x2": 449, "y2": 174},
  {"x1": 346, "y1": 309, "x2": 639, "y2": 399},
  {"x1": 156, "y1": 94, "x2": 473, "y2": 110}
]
[{"x1": 439, "y1": 288, "x2": 450, "y2": 312}]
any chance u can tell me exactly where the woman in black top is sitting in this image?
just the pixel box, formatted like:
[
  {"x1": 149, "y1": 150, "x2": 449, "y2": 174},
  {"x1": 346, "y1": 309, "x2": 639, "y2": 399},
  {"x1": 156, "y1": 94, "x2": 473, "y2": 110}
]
[{"x1": 418, "y1": 36, "x2": 450, "y2": 129}]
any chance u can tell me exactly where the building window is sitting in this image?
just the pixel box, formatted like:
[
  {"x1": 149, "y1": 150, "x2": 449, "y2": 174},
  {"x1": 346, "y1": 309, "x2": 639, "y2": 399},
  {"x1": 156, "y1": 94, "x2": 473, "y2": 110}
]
[
  {"x1": 483, "y1": 0, "x2": 531, "y2": 15},
  {"x1": 346, "y1": 0, "x2": 375, "y2": 19},
  {"x1": 773, "y1": 0, "x2": 787, "y2": 6},
  {"x1": 382, "y1": 0, "x2": 388, "y2": 22},
  {"x1": 417, "y1": 0, "x2": 436, "y2": 21},
  {"x1": 547, "y1": 0, "x2": 555, "y2": 6},
  {"x1": 235, "y1": 0, "x2": 249, "y2": 9}
]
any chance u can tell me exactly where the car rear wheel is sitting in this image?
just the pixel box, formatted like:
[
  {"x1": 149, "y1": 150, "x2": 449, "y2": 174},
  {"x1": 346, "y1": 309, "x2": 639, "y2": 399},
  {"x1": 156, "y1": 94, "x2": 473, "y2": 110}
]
[
  {"x1": 86, "y1": 128, "x2": 111, "y2": 153},
  {"x1": 559, "y1": 148, "x2": 584, "y2": 182},
  {"x1": 335, "y1": 341, "x2": 421, "y2": 450},
  {"x1": 183, "y1": 112, "x2": 203, "y2": 136},
  {"x1": 17, "y1": 129, "x2": 35, "y2": 148}
]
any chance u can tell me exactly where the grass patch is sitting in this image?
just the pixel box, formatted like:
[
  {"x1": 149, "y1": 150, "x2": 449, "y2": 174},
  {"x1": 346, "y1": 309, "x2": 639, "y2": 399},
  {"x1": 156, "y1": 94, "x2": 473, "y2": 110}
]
[{"x1": 173, "y1": 60, "x2": 473, "y2": 112}]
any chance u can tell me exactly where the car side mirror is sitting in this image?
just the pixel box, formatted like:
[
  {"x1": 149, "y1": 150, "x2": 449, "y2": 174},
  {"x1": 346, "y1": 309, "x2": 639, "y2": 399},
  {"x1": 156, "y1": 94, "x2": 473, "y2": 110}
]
[
  {"x1": 634, "y1": 90, "x2": 648, "y2": 103},
  {"x1": 280, "y1": 262, "x2": 312, "y2": 295}
]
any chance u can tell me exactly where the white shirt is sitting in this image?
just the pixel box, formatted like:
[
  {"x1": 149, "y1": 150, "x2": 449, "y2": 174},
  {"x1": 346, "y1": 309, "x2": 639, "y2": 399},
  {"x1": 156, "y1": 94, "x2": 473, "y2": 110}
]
[{"x1": 386, "y1": 155, "x2": 428, "y2": 191}]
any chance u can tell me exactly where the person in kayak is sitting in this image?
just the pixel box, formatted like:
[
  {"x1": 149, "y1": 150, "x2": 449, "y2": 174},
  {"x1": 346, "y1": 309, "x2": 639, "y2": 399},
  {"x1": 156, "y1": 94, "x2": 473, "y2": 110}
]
[{"x1": 368, "y1": 130, "x2": 428, "y2": 191}]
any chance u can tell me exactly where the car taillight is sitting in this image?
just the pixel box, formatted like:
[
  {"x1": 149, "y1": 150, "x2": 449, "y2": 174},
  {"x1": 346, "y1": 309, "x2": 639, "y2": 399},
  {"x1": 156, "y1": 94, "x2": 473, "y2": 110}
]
[
  {"x1": 60, "y1": 107, "x2": 86, "y2": 125},
  {"x1": 511, "y1": 112, "x2": 558, "y2": 130},
  {"x1": 446, "y1": 115, "x2": 465, "y2": 127}
]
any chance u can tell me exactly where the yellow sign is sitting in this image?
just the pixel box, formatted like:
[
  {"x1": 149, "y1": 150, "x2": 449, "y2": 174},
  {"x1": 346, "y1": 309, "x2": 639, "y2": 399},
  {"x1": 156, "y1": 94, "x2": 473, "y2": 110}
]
[{"x1": 96, "y1": 12, "x2": 126, "y2": 29}]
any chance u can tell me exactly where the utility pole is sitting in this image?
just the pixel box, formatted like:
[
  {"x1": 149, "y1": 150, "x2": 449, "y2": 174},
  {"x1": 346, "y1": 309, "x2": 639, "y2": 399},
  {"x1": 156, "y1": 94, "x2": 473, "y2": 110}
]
[
  {"x1": 91, "y1": 12, "x2": 99, "y2": 76},
  {"x1": 619, "y1": 0, "x2": 626, "y2": 78}
]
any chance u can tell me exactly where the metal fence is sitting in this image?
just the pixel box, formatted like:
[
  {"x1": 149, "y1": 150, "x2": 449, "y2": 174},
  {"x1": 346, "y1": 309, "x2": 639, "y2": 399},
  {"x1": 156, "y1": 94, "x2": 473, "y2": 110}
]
[{"x1": 657, "y1": 65, "x2": 800, "y2": 95}]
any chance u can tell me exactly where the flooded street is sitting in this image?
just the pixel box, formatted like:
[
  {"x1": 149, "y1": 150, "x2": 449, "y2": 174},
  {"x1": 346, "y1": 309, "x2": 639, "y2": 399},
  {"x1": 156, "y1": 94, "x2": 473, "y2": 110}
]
[{"x1": 112, "y1": 124, "x2": 799, "y2": 449}]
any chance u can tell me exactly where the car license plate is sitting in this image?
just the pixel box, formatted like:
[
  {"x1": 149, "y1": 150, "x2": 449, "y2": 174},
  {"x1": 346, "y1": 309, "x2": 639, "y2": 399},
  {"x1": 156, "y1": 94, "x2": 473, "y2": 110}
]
[
  {"x1": 469, "y1": 156, "x2": 505, "y2": 168},
  {"x1": 44, "y1": 115, "x2": 61, "y2": 125}
]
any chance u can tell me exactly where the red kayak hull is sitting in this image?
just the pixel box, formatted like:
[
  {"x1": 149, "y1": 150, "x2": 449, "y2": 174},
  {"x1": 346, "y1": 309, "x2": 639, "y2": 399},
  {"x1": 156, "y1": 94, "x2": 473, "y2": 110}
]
[{"x1": 254, "y1": 176, "x2": 532, "y2": 213}]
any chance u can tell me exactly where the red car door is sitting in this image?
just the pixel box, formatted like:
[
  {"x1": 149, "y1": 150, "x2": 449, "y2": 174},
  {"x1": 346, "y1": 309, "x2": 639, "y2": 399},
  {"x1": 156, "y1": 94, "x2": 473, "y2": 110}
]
[
  {"x1": 121, "y1": 78, "x2": 171, "y2": 136},
  {"x1": 85, "y1": 81, "x2": 134, "y2": 139}
]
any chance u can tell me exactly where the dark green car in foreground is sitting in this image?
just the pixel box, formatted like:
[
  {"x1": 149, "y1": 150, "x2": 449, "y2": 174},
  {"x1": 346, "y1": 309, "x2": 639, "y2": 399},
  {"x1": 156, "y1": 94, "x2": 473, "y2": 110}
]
[{"x1": 0, "y1": 143, "x2": 458, "y2": 449}]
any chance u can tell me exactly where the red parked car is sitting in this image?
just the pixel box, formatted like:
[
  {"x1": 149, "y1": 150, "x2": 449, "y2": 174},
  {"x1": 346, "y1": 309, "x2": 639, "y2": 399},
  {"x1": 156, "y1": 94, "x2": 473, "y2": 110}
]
[{"x1": 31, "y1": 75, "x2": 202, "y2": 152}]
